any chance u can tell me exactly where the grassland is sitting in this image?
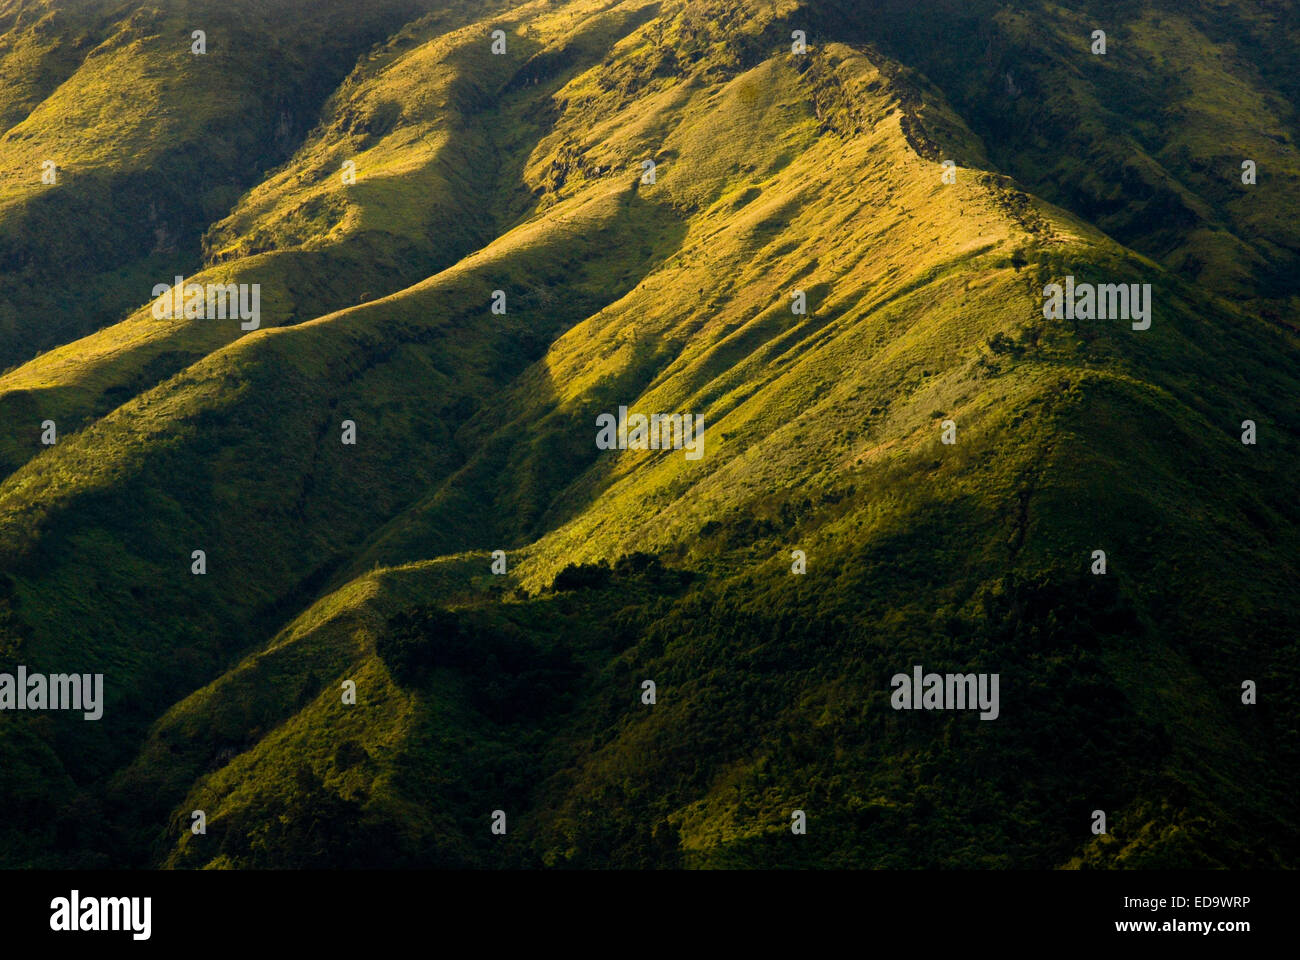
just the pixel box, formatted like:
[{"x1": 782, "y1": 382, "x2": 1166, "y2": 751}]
[{"x1": 0, "y1": 0, "x2": 1296, "y2": 869}]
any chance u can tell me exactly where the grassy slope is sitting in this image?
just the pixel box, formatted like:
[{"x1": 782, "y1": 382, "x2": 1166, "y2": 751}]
[
  {"x1": 0, "y1": 0, "x2": 1296, "y2": 869},
  {"x1": 147, "y1": 29, "x2": 1300, "y2": 868},
  {"x1": 0, "y1": 0, "x2": 682, "y2": 868},
  {"x1": 835, "y1": 0, "x2": 1300, "y2": 320},
  {"x1": 0, "y1": 0, "x2": 444, "y2": 371}
]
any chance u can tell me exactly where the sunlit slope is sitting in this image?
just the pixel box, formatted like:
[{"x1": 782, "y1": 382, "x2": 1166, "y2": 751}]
[
  {"x1": 0, "y1": 0, "x2": 656, "y2": 480},
  {"x1": 0, "y1": 0, "x2": 446, "y2": 368},
  {"x1": 0, "y1": 0, "x2": 115, "y2": 134},
  {"x1": 343, "y1": 40, "x2": 1002, "y2": 570}
]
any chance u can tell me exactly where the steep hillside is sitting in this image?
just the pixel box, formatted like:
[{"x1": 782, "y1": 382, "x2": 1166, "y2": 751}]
[
  {"x1": 0, "y1": 0, "x2": 451, "y2": 370},
  {"x1": 0, "y1": 0, "x2": 1296, "y2": 870},
  {"x1": 837, "y1": 0, "x2": 1300, "y2": 317}
]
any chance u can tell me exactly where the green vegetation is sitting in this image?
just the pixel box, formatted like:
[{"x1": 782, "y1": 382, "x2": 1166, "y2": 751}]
[{"x1": 0, "y1": 0, "x2": 1296, "y2": 870}]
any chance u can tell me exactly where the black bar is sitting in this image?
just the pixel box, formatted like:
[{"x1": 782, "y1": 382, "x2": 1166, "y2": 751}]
[{"x1": 2, "y1": 869, "x2": 1292, "y2": 946}]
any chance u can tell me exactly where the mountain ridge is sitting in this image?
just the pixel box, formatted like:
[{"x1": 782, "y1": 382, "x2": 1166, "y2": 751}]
[{"x1": 0, "y1": 0, "x2": 1295, "y2": 870}]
